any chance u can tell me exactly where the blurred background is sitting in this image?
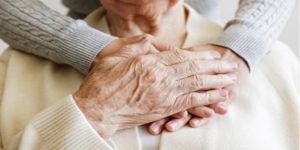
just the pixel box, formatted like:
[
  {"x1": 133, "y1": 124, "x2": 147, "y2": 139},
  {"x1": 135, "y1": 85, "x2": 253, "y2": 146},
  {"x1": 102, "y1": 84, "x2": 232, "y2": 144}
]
[{"x1": 0, "y1": 0, "x2": 299, "y2": 57}]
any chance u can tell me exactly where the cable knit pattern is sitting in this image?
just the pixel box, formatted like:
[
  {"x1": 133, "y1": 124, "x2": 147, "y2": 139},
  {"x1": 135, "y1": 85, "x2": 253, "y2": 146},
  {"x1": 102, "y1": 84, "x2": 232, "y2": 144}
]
[
  {"x1": 0, "y1": 0, "x2": 115, "y2": 74},
  {"x1": 212, "y1": 0, "x2": 295, "y2": 69},
  {"x1": 0, "y1": 0, "x2": 295, "y2": 73}
]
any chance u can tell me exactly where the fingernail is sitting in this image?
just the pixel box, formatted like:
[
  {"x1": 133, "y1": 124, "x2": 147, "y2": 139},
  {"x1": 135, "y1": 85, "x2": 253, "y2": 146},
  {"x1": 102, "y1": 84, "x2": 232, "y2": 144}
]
[
  {"x1": 219, "y1": 106, "x2": 228, "y2": 114},
  {"x1": 170, "y1": 122, "x2": 178, "y2": 130},
  {"x1": 204, "y1": 109, "x2": 214, "y2": 117},
  {"x1": 151, "y1": 124, "x2": 160, "y2": 134},
  {"x1": 219, "y1": 90, "x2": 228, "y2": 98},
  {"x1": 215, "y1": 103, "x2": 227, "y2": 114},
  {"x1": 191, "y1": 119, "x2": 201, "y2": 126},
  {"x1": 182, "y1": 111, "x2": 188, "y2": 117}
]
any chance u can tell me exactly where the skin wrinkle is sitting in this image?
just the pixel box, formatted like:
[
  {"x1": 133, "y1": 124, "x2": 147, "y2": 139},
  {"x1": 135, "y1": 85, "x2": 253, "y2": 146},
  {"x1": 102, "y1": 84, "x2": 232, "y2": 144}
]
[
  {"x1": 74, "y1": 40, "x2": 235, "y2": 137},
  {"x1": 102, "y1": 0, "x2": 187, "y2": 47},
  {"x1": 102, "y1": 65, "x2": 136, "y2": 110},
  {"x1": 73, "y1": 0, "x2": 238, "y2": 136}
]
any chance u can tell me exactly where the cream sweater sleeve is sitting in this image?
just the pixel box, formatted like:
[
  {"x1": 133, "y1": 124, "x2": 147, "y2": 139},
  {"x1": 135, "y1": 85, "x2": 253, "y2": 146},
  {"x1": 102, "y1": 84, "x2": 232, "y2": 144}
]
[
  {"x1": 1, "y1": 95, "x2": 113, "y2": 150},
  {"x1": 0, "y1": 50, "x2": 113, "y2": 149},
  {"x1": 0, "y1": 53, "x2": 5, "y2": 150}
]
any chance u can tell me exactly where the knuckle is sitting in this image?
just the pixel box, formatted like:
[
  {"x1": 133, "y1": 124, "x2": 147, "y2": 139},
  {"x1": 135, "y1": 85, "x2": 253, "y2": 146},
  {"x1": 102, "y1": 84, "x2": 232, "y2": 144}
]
[
  {"x1": 144, "y1": 67, "x2": 165, "y2": 83},
  {"x1": 142, "y1": 34, "x2": 153, "y2": 41},
  {"x1": 173, "y1": 50, "x2": 186, "y2": 61},
  {"x1": 167, "y1": 45, "x2": 178, "y2": 51},
  {"x1": 188, "y1": 61, "x2": 199, "y2": 73},
  {"x1": 217, "y1": 61, "x2": 229, "y2": 72},
  {"x1": 134, "y1": 55, "x2": 155, "y2": 65},
  {"x1": 218, "y1": 75, "x2": 226, "y2": 84},
  {"x1": 145, "y1": 68, "x2": 157, "y2": 82},
  {"x1": 133, "y1": 56, "x2": 155, "y2": 74},
  {"x1": 194, "y1": 75, "x2": 205, "y2": 88},
  {"x1": 203, "y1": 92, "x2": 211, "y2": 104},
  {"x1": 188, "y1": 93, "x2": 198, "y2": 106},
  {"x1": 216, "y1": 61, "x2": 224, "y2": 73},
  {"x1": 190, "y1": 93, "x2": 210, "y2": 107},
  {"x1": 134, "y1": 55, "x2": 147, "y2": 64},
  {"x1": 122, "y1": 45, "x2": 134, "y2": 51}
]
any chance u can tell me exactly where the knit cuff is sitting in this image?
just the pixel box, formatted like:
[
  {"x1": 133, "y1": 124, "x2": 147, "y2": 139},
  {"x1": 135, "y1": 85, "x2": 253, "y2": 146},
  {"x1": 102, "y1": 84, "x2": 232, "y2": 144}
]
[
  {"x1": 61, "y1": 20, "x2": 116, "y2": 74},
  {"x1": 211, "y1": 24, "x2": 272, "y2": 71},
  {"x1": 30, "y1": 95, "x2": 113, "y2": 149}
]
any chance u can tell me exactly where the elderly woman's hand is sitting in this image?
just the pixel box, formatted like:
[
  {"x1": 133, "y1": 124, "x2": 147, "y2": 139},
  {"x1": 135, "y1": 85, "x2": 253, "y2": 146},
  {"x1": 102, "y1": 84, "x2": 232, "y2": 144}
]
[
  {"x1": 148, "y1": 44, "x2": 249, "y2": 134},
  {"x1": 73, "y1": 35, "x2": 237, "y2": 138}
]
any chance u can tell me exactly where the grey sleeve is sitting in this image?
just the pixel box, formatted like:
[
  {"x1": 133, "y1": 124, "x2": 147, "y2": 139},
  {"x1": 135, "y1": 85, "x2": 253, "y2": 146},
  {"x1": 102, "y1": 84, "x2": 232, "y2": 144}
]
[
  {"x1": 211, "y1": 0, "x2": 295, "y2": 70},
  {"x1": 0, "y1": 0, "x2": 115, "y2": 74}
]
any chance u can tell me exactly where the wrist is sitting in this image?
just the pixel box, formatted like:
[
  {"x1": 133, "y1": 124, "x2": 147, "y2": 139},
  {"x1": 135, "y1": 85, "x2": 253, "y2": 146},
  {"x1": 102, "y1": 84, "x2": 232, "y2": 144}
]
[
  {"x1": 211, "y1": 24, "x2": 271, "y2": 71},
  {"x1": 72, "y1": 93, "x2": 118, "y2": 138},
  {"x1": 207, "y1": 44, "x2": 250, "y2": 72},
  {"x1": 223, "y1": 49, "x2": 250, "y2": 73}
]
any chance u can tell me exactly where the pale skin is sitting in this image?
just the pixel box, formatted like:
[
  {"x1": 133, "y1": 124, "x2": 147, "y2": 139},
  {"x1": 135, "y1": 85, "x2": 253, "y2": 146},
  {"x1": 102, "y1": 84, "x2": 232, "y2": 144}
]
[
  {"x1": 73, "y1": 34, "x2": 238, "y2": 137},
  {"x1": 98, "y1": 0, "x2": 250, "y2": 134}
]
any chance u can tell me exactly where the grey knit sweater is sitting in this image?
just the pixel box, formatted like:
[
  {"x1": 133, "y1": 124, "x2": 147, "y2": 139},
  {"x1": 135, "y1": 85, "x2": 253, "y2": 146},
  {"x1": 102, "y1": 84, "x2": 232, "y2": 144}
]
[{"x1": 0, "y1": 0, "x2": 295, "y2": 74}]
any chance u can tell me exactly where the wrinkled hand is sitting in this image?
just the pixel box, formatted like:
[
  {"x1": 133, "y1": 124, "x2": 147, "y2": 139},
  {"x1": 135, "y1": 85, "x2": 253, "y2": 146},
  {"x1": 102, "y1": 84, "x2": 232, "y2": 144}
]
[
  {"x1": 148, "y1": 44, "x2": 250, "y2": 134},
  {"x1": 73, "y1": 35, "x2": 237, "y2": 138}
]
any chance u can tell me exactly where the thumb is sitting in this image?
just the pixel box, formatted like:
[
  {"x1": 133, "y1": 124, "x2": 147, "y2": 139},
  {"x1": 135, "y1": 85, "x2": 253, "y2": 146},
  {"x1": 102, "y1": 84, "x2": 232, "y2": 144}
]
[
  {"x1": 151, "y1": 37, "x2": 179, "y2": 52},
  {"x1": 131, "y1": 34, "x2": 178, "y2": 52},
  {"x1": 116, "y1": 37, "x2": 160, "y2": 58}
]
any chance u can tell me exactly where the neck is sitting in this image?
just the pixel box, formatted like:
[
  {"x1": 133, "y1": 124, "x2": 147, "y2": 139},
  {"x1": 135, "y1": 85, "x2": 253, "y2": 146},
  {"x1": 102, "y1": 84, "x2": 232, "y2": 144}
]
[{"x1": 106, "y1": 2, "x2": 187, "y2": 47}]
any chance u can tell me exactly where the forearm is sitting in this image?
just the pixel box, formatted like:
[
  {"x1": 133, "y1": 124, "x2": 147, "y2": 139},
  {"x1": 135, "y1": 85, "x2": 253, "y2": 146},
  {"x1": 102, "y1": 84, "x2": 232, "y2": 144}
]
[
  {"x1": 0, "y1": 0, "x2": 115, "y2": 74},
  {"x1": 212, "y1": 0, "x2": 295, "y2": 70}
]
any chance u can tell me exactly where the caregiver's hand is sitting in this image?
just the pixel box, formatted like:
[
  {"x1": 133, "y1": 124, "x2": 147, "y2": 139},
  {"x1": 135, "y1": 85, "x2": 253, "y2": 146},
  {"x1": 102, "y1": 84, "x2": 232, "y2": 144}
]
[
  {"x1": 148, "y1": 45, "x2": 249, "y2": 134},
  {"x1": 73, "y1": 35, "x2": 237, "y2": 138},
  {"x1": 189, "y1": 44, "x2": 250, "y2": 115}
]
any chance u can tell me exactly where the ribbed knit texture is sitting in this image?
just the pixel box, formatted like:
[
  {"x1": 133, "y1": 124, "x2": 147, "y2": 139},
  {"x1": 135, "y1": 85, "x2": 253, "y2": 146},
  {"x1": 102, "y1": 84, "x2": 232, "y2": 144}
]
[
  {"x1": 31, "y1": 96, "x2": 113, "y2": 149},
  {"x1": 0, "y1": 0, "x2": 295, "y2": 73},
  {"x1": 212, "y1": 0, "x2": 295, "y2": 69}
]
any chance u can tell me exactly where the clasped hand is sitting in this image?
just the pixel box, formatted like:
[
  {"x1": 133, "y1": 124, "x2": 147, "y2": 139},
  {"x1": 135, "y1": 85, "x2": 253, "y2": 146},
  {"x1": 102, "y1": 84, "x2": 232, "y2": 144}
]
[{"x1": 73, "y1": 35, "x2": 238, "y2": 137}]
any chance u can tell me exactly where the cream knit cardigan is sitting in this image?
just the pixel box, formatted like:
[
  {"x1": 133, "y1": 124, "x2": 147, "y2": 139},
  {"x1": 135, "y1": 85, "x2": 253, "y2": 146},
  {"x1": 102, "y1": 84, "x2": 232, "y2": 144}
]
[{"x1": 0, "y1": 5, "x2": 299, "y2": 150}]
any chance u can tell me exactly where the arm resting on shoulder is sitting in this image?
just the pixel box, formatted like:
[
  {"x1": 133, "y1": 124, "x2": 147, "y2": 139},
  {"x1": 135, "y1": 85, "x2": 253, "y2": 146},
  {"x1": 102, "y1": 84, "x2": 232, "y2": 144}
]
[
  {"x1": 212, "y1": 0, "x2": 295, "y2": 70},
  {"x1": 0, "y1": 0, "x2": 115, "y2": 74}
]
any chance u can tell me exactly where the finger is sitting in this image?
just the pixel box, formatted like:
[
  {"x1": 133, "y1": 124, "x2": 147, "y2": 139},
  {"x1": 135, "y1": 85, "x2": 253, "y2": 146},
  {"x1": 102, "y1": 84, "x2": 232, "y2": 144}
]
[
  {"x1": 209, "y1": 102, "x2": 228, "y2": 115},
  {"x1": 165, "y1": 114, "x2": 192, "y2": 132},
  {"x1": 122, "y1": 34, "x2": 150, "y2": 43},
  {"x1": 189, "y1": 117, "x2": 210, "y2": 128},
  {"x1": 176, "y1": 74, "x2": 236, "y2": 95},
  {"x1": 149, "y1": 36, "x2": 179, "y2": 52},
  {"x1": 188, "y1": 106, "x2": 215, "y2": 118},
  {"x1": 157, "y1": 50, "x2": 221, "y2": 66},
  {"x1": 127, "y1": 34, "x2": 178, "y2": 52},
  {"x1": 148, "y1": 118, "x2": 169, "y2": 135},
  {"x1": 174, "y1": 89, "x2": 229, "y2": 112},
  {"x1": 118, "y1": 38, "x2": 159, "y2": 58},
  {"x1": 169, "y1": 60, "x2": 237, "y2": 79},
  {"x1": 171, "y1": 111, "x2": 188, "y2": 119}
]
